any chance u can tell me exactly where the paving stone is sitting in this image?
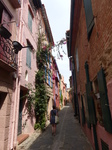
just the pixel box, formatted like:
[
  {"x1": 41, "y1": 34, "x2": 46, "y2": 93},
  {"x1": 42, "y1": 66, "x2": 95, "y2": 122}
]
[{"x1": 18, "y1": 103, "x2": 93, "y2": 150}]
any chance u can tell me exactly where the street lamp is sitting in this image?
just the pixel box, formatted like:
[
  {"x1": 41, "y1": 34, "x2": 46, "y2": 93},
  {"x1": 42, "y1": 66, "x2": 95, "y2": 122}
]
[
  {"x1": 0, "y1": 22, "x2": 32, "y2": 54},
  {"x1": 12, "y1": 41, "x2": 32, "y2": 54}
]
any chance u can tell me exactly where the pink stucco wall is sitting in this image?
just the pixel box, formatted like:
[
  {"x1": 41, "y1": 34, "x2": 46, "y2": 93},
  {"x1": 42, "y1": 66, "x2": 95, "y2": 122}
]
[{"x1": 18, "y1": 0, "x2": 41, "y2": 136}]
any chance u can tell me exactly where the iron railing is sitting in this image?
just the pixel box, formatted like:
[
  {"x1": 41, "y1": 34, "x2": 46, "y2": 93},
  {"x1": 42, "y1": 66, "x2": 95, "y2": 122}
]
[{"x1": 0, "y1": 36, "x2": 17, "y2": 71}]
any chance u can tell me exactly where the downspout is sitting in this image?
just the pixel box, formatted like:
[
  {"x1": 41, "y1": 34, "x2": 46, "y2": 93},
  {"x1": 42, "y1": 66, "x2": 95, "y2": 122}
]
[
  {"x1": 73, "y1": 58, "x2": 80, "y2": 122},
  {"x1": 10, "y1": 0, "x2": 23, "y2": 148},
  {"x1": 14, "y1": 0, "x2": 23, "y2": 146}
]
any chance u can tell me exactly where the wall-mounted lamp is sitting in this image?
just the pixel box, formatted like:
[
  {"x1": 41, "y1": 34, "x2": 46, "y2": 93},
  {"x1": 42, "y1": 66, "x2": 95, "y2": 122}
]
[
  {"x1": 0, "y1": 21, "x2": 32, "y2": 54},
  {"x1": 12, "y1": 41, "x2": 32, "y2": 54}
]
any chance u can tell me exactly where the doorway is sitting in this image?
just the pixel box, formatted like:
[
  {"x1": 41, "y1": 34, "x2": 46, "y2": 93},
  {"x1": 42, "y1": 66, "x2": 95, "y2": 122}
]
[{"x1": 18, "y1": 91, "x2": 23, "y2": 135}]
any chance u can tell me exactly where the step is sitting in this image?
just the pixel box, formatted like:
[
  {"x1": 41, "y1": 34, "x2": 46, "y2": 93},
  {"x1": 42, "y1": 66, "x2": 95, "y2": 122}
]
[{"x1": 17, "y1": 134, "x2": 29, "y2": 145}]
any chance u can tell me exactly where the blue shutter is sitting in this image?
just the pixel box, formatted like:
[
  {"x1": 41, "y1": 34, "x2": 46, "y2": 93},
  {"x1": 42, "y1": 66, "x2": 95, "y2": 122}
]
[
  {"x1": 97, "y1": 68, "x2": 112, "y2": 133},
  {"x1": 49, "y1": 54, "x2": 50, "y2": 65},
  {"x1": 48, "y1": 71, "x2": 50, "y2": 86},
  {"x1": 26, "y1": 48, "x2": 29, "y2": 66},
  {"x1": 46, "y1": 54, "x2": 48, "y2": 62},
  {"x1": 51, "y1": 77, "x2": 53, "y2": 88},
  {"x1": 26, "y1": 47, "x2": 31, "y2": 68},
  {"x1": 83, "y1": 0, "x2": 94, "y2": 39},
  {"x1": 28, "y1": 9, "x2": 32, "y2": 32}
]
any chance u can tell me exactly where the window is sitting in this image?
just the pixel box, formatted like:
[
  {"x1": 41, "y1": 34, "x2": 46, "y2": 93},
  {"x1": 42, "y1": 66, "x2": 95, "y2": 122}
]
[
  {"x1": 51, "y1": 76, "x2": 53, "y2": 88},
  {"x1": 101, "y1": 140, "x2": 109, "y2": 150},
  {"x1": 28, "y1": 9, "x2": 33, "y2": 32},
  {"x1": 25, "y1": 70, "x2": 28, "y2": 81},
  {"x1": 26, "y1": 41, "x2": 31, "y2": 68},
  {"x1": 0, "y1": 3, "x2": 11, "y2": 31},
  {"x1": 92, "y1": 78, "x2": 103, "y2": 126},
  {"x1": 83, "y1": 93, "x2": 91, "y2": 128},
  {"x1": 97, "y1": 68, "x2": 112, "y2": 133},
  {"x1": 76, "y1": 49, "x2": 79, "y2": 72},
  {"x1": 83, "y1": 0, "x2": 94, "y2": 40},
  {"x1": 48, "y1": 71, "x2": 50, "y2": 86}
]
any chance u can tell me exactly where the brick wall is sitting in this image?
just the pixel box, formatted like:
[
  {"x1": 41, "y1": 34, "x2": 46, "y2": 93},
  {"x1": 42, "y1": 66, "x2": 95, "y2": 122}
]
[{"x1": 72, "y1": 0, "x2": 112, "y2": 149}]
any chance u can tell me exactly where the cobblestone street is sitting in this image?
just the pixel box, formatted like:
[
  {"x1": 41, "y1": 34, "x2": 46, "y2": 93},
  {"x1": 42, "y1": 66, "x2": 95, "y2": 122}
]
[{"x1": 18, "y1": 103, "x2": 93, "y2": 150}]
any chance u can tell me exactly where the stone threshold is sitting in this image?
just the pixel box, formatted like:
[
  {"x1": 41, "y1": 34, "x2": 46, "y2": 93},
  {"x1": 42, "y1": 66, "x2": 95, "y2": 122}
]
[{"x1": 17, "y1": 134, "x2": 29, "y2": 145}]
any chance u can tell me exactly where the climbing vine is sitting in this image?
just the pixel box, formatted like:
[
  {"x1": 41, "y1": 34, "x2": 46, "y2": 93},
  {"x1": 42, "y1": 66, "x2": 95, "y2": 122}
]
[
  {"x1": 35, "y1": 33, "x2": 52, "y2": 130},
  {"x1": 26, "y1": 32, "x2": 67, "y2": 130}
]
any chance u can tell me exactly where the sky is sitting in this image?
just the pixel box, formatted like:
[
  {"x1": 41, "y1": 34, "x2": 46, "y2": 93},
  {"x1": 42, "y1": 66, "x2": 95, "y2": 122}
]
[{"x1": 42, "y1": 0, "x2": 71, "y2": 88}]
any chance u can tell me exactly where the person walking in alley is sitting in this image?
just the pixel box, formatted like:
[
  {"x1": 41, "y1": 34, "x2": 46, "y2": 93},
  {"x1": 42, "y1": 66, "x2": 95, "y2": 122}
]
[{"x1": 50, "y1": 105, "x2": 58, "y2": 136}]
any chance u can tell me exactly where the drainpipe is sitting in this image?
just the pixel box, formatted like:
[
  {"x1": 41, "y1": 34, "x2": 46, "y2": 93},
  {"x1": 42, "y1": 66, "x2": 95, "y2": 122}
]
[
  {"x1": 14, "y1": 2, "x2": 24, "y2": 147},
  {"x1": 10, "y1": 0, "x2": 23, "y2": 148},
  {"x1": 73, "y1": 59, "x2": 80, "y2": 121}
]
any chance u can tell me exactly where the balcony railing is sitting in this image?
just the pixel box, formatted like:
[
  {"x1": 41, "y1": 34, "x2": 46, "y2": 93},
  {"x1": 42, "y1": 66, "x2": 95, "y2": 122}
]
[
  {"x1": 9, "y1": 0, "x2": 21, "y2": 8},
  {"x1": 0, "y1": 36, "x2": 17, "y2": 72}
]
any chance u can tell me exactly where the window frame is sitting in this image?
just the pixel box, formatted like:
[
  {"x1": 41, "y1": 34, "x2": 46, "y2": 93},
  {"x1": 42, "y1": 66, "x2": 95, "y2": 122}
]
[
  {"x1": 26, "y1": 41, "x2": 32, "y2": 69},
  {"x1": 83, "y1": 0, "x2": 94, "y2": 40},
  {"x1": 28, "y1": 8, "x2": 33, "y2": 32}
]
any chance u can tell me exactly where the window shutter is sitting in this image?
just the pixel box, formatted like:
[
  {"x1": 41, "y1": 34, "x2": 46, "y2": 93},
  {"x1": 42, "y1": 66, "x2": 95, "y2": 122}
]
[
  {"x1": 48, "y1": 71, "x2": 50, "y2": 86},
  {"x1": 81, "y1": 95, "x2": 85, "y2": 126},
  {"x1": 28, "y1": 10, "x2": 32, "y2": 32},
  {"x1": 26, "y1": 48, "x2": 29, "y2": 66},
  {"x1": 2, "y1": 9, "x2": 11, "y2": 31},
  {"x1": 29, "y1": 48, "x2": 31, "y2": 68},
  {"x1": 26, "y1": 48, "x2": 31, "y2": 68},
  {"x1": 97, "y1": 68, "x2": 112, "y2": 133},
  {"x1": 86, "y1": 82, "x2": 96, "y2": 124},
  {"x1": 83, "y1": 0, "x2": 94, "y2": 39}
]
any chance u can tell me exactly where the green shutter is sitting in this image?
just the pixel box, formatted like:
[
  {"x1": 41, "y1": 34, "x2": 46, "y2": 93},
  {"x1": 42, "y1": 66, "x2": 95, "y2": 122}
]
[
  {"x1": 86, "y1": 82, "x2": 96, "y2": 124},
  {"x1": 83, "y1": 0, "x2": 94, "y2": 39},
  {"x1": 97, "y1": 68, "x2": 112, "y2": 133},
  {"x1": 81, "y1": 95, "x2": 85, "y2": 126}
]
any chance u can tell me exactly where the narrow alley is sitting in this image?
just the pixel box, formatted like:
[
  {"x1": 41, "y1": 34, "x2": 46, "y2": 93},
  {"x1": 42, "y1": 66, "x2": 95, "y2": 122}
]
[{"x1": 19, "y1": 103, "x2": 93, "y2": 150}]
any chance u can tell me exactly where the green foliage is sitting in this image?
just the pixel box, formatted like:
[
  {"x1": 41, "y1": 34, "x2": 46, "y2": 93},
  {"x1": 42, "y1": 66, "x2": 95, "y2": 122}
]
[
  {"x1": 34, "y1": 123, "x2": 40, "y2": 130},
  {"x1": 26, "y1": 33, "x2": 52, "y2": 131},
  {"x1": 60, "y1": 93, "x2": 63, "y2": 105}
]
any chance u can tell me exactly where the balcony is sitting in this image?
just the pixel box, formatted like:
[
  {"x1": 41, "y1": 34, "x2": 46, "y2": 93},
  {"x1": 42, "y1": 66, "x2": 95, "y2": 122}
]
[
  {"x1": 0, "y1": 36, "x2": 17, "y2": 72},
  {"x1": 9, "y1": 0, "x2": 21, "y2": 8}
]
